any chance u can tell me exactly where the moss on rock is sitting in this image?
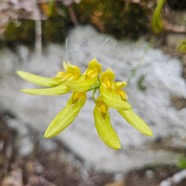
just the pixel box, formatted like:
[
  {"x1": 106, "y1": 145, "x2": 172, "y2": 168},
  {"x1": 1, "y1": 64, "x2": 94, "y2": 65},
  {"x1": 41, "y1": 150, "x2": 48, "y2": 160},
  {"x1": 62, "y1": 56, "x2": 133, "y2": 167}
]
[
  {"x1": 2, "y1": 5, "x2": 71, "y2": 46},
  {"x1": 4, "y1": 20, "x2": 35, "y2": 46},
  {"x1": 42, "y1": 15, "x2": 67, "y2": 44},
  {"x1": 75, "y1": 0, "x2": 148, "y2": 39},
  {"x1": 2, "y1": 1, "x2": 149, "y2": 45}
]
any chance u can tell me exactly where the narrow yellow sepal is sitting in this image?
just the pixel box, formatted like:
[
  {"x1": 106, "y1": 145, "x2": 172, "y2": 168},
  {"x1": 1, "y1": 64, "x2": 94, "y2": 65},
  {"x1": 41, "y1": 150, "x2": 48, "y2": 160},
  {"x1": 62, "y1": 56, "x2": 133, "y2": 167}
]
[
  {"x1": 118, "y1": 109, "x2": 153, "y2": 136},
  {"x1": 21, "y1": 84, "x2": 69, "y2": 95},
  {"x1": 100, "y1": 85, "x2": 131, "y2": 110},
  {"x1": 44, "y1": 92, "x2": 86, "y2": 138},
  {"x1": 17, "y1": 71, "x2": 60, "y2": 87},
  {"x1": 94, "y1": 107, "x2": 121, "y2": 150},
  {"x1": 65, "y1": 77, "x2": 98, "y2": 92}
]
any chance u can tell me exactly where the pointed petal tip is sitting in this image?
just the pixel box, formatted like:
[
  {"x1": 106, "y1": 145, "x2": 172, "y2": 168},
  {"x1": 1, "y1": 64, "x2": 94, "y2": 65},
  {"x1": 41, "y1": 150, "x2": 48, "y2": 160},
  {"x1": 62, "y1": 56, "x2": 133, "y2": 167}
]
[
  {"x1": 43, "y1": 131, "x2": 51, "y2": 139},
  {"x1": 16, "y1": 70, "x2": 23, "y2": 76},
  {"x1": 141, "y1": 126, "x2": 153, "y2": 137},
  {"x1": 43, "y1": 127, "x2": 56, "y2": 138},
  {"x1": 20, "y1": 89, "x2": 35, "y2": 95},
  {"x1": 43, "y1": 133, "x2": 48, "y2": 138},
  {"x1": 106, "y1": 141, "x2": 121, "y2": 150},
  {"x1": 20, "y1": 89, "x2": 29, "y2": 94},
  {"x1": 146, "y1": 129, "x2": 153, "y2": 137},
  {"x1": 114, "y1": 143, "x2": 122, "y2": 150}
]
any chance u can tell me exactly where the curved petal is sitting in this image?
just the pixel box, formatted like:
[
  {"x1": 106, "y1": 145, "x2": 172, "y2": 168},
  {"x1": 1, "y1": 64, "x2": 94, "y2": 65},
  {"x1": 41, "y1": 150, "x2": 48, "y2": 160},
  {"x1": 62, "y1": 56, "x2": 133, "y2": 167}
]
[
  {"x1": 114, "y1": 81, "x2": 127, "y2": 88},
  {"x1": 94, "y1": 107, "x2": 121, "y2": 150},
  {"x1": 21, "y1": 84, "x2": 69, "y2": 95},
  {"x1": 84, "y1": 58, "x2": 102, "y2": 78},
  {"x1": 100, "y1": 68, "x2": 115, "y2": 87},
  {"x1": 17, "y1": 71, "x2": 60, "y2": 87},
  {"x1": 44, "y1": 92, "x2": 86, "y2": 138},
  {"x1": 100, "y1": 85, "x2": 131, "y2": 110},
  {"x1": 118, "y1": 109, "x2": 153, "y2": 136},
  {"x1": 62, "y1": 61, "x2": 81, "y2": 81},
  {"x1": 65, "y1": 77, "x2": 98, "y2": 92}
]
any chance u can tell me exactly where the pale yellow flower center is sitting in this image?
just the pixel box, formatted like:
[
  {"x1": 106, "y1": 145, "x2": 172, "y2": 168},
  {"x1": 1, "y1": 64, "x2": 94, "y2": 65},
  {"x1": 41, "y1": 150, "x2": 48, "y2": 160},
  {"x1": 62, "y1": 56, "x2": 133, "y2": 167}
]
[
  {"x1": 85, "y1": 65, "x2": 101, "y2": 79},
  {"x1": 72, "y1": 92, "x2": 85, "y2": 103},
  {"x1": 96, "y1": 100, "x2": 108, "y2": 118},
  {"x1": 115, "y1": 82, "x2": 128, "y2": 100},
  {"x1": 87, "y1": 69, "x2": 96, "y2": 78},
  {"x1": 56, "y1": 64, "x2": 81, "y2": 82},
  {"x1": 117, "y1": 90, "x2": 127, "y2": 100}
]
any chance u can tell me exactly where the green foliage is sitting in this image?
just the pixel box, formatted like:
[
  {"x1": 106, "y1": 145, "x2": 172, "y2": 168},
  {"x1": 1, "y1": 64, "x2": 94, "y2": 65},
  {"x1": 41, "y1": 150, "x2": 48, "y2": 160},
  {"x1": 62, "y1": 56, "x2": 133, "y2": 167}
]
[
  {"x1": 4, "y1": 20, "x2": 35, "y2": 46},
  {"x1": 3, "y1": 0, "x2": 173, "y2": 45},
  {"x1": 3, "y1": 15, "x2": 69, "y2": 46},
  {"x1": 152, "y1": 0, "x2": 166, "y2": 34},
  {"x1": 178, "y1": 40, "x2": 186, "y2": 54},
  {"x1": 2, "y1": 4, "x2": 71, "y2": 46},
  {"x1": 42, "y1": 14, "x2": 67, "y2": 44},
  {"x1": 177, "y1": 157, "x2": 186, "y2": 169},
  {"x1": 75, "y1": 0, "x2": 148, "y2": 39}
]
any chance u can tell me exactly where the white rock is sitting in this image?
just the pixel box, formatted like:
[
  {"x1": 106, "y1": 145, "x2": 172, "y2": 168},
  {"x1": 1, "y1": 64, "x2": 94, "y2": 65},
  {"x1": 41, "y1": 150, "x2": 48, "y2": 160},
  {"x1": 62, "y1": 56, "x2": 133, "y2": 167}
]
[{"x1": 0, "y1": 26, "x2": 185, "y2": 172}]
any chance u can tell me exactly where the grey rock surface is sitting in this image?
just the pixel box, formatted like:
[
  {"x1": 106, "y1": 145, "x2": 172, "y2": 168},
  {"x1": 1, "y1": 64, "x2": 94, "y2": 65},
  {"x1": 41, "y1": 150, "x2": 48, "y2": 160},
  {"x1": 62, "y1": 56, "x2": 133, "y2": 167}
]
[{"x1": 0, "y1": 26, "x2": 185, "y2": 172}]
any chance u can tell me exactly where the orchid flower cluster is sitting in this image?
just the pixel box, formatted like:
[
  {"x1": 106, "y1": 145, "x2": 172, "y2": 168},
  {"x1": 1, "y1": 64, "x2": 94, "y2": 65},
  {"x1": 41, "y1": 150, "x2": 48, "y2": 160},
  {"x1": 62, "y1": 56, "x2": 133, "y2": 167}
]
[{"x1": 17, "y1": 58, "x2": 153, "y2": 150}]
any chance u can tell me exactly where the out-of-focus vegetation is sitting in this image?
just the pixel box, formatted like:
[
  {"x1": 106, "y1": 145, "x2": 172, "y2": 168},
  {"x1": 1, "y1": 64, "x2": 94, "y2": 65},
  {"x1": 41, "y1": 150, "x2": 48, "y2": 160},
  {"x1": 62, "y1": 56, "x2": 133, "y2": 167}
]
[
  {"x1": 151, "y1": 0, "x2": 166, "y2": 34},
  {"x1": 0, "y1": 0, "x2": 186, "y2": 46},
  {"x1": 4, "y1": 20, "x2": 35, "y2": 46},
  {"x1": 75, "y1": 0, "x2": 148, "y2": 39},
  {"x1": 177, "y1": 157, "x2": 186, "y2": 169},
  {"x1": 178, "y1": 40, "x2": 186, "y2": 54}
]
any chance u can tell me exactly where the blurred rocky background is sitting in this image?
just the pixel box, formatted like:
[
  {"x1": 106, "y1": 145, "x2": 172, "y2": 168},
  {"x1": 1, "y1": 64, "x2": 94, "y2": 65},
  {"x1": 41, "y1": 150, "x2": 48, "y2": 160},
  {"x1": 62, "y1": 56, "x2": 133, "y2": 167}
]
[{"x1": 0, "y1": 0, "x2": 186, "y2": 185}]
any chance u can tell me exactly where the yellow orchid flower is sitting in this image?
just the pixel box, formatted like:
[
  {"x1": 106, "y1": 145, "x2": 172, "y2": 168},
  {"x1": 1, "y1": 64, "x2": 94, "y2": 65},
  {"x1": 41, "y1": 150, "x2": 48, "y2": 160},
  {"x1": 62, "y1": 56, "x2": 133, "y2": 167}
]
[
  {"x1": 84, "y1": 58, "x2": 102, "y2": 79},
  {"x1": 44, "y1": 92, "x2": 86, "y2": 138},
  {"x1": 94, "y1": 97, "x2": 121, "y2": 150},
  {"x1": 100, "y1": 68, "x2": 153, "y2": 137},
  {"x1": 56, "y1": 61, "x2": 81, "y2": 82},
  {"x1": 100, "y1": 68, "x2": 131, "y2": 110},
  {"x1": 18, "y1": 58, "x2": 153, "y2": 150},
  {"x1": 64, "y1": 58, "x2": 102, "y2": 92},
  {"x1": 17, "y1": 61, "x2": 81, "y2": 95}
]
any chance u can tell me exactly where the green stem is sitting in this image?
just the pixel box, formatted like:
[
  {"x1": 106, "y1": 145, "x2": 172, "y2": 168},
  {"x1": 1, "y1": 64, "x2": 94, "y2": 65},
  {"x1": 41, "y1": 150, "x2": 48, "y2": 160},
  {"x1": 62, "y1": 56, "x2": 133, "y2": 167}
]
[
  {"x1": 92, "y1": 88, "x2": 98, "y2": 102},
  {"x1": 152, "y1": 0, "x2": 167, "y2": 33}
]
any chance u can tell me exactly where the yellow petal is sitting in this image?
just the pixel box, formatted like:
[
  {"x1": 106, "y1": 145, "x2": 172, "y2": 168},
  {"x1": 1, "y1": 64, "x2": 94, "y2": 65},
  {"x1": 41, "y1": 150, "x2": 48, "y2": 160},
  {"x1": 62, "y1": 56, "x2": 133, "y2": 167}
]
[
  {"x1": 44, "y1": 92, "x2": 86, "y2": 138},
  {"x1": 100, "y1": 68, "x2": 115, "y2": 89},
  {"x1": 114, "y1": 81, "x2": 127, "y2": 89},
  {"x1": 65, "y1": 77, "x2": 98, "y2": 92},
  {"x1": 21, "y1": 84, "x2": 69, "y2": 95},
  {"x1": 17, "y1": 71, "x2": 60, "y2": 87},
  {"x1": 62, "y1": 61, "x2": 81, "y2": 80},
  {"x1": 118, "y1": 109, "x2": 153, "y2": 136},
  {"x1": 100, "y1": 85, "x2": 131, "y2": 110},
  {"x1": 94, "y1": 106, "x2": 121, "y2": 150},
  {"x1": 84, "y1": 58, "x2": 102, "y2": 78}
]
